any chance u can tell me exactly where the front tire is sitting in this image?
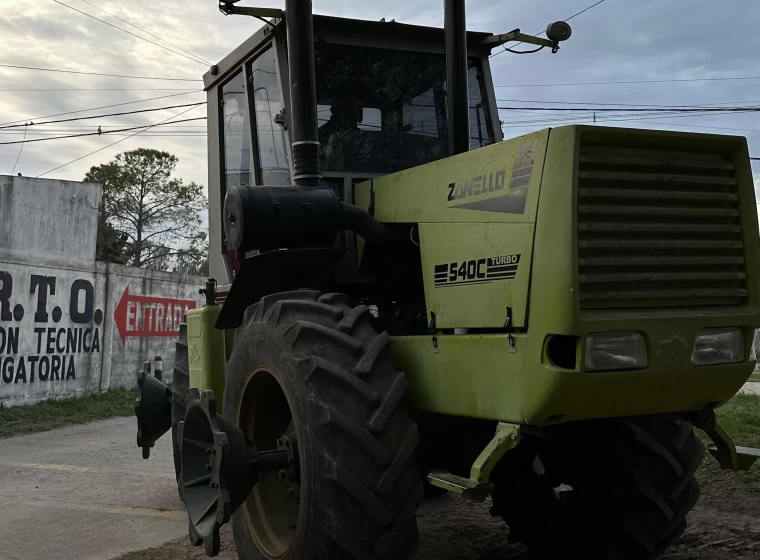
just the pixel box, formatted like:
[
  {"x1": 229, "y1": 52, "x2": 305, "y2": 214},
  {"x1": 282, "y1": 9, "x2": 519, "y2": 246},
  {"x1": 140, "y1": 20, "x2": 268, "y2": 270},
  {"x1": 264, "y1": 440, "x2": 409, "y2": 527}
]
[
  {"x1": 223, "y1": 290, "x2": 422, "y2": 560},
  {"x1": 491, "y1": 416, "x2": 705, "y2": 560}
]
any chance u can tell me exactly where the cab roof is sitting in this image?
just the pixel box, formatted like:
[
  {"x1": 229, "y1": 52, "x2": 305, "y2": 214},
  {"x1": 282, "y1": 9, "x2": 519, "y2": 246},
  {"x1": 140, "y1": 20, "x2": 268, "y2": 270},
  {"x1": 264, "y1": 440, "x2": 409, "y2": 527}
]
[{"x1": 204, "y1": 13, "x2": 494, "y2": 90}]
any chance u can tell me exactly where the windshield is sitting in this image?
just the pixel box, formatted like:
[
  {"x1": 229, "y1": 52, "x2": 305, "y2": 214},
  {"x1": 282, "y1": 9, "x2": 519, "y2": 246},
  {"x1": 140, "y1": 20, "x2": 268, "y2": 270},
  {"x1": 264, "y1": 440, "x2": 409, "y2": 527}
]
[{"x1": 314, "y1": 43, "x2": 494, "y2": 173}]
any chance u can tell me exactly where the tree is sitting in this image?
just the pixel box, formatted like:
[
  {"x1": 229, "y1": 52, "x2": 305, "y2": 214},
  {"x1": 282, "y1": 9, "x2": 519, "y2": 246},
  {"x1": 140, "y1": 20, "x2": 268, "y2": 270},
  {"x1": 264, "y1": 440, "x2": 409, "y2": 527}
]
[
  {"x1": 174, "y1": 238, "x2": 210, "y2": 276},
  {"x1": 84, "y1": 149, "x2": 207, "y2": 270},
  {"x1": 97, "y1": 221, "x2": 132, "y2": 264},
  {"x1": 149, "y1": 233, "x2": 209, "y2": 276},
  {"x1": 85, "y1": 162, "x2": 131, "y2": 264}
]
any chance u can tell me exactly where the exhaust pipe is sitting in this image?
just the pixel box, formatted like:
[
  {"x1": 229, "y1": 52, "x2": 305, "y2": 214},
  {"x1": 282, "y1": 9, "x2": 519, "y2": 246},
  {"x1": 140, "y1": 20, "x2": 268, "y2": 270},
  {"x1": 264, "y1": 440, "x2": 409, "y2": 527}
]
[
  {"x1": 445, "y1": 0, "x2": 470, "y2": 156},
  {"x1": 286, "y1": 0, "x2": 321, "y2": 186}
]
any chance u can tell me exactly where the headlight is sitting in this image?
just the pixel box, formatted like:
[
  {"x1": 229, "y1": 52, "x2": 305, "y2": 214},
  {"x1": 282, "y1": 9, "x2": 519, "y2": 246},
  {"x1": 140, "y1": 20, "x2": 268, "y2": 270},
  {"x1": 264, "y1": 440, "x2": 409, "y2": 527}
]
[
  {"x1": 692, "y1": 328, "x2": 743, "y2": 366},
  {"x1": 585, "y1": 332, "x2": 647, "y2": 372}
]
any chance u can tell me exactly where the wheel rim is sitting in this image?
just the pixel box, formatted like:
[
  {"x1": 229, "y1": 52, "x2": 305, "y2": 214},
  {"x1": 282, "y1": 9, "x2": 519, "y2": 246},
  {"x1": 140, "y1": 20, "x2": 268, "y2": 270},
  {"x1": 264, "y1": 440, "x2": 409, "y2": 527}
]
[{"x1": 237, "y1": 367, "x2": 300, "y2": 558}]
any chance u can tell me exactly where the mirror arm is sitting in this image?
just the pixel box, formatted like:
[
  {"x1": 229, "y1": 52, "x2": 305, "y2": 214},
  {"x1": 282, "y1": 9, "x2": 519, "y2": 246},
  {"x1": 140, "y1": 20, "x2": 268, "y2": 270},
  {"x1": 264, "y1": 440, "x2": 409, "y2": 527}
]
[{"x1": 477, "y1": 29, "x2": 556, "y2": 49}]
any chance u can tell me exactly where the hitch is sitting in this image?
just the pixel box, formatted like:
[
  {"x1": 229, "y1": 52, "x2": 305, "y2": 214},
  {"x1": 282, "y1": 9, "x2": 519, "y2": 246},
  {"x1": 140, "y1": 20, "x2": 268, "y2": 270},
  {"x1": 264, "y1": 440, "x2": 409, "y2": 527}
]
[
  {"x1": 428, "y1": 422, "x2": 520, "y2": 502},
  {"x1": 692, "y1": 409, "x2": 760, "y2": 471},
  {"x1": 135, "y1": 359, "x2": 171, "y2": 459}
]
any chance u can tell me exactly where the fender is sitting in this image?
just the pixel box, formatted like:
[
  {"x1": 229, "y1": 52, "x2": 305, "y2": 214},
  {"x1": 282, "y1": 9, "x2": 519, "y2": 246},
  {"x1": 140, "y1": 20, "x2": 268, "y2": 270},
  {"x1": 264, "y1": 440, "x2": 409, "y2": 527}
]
[{"x1": 215, "y1": 247, "x2": 346, "y2": 330}]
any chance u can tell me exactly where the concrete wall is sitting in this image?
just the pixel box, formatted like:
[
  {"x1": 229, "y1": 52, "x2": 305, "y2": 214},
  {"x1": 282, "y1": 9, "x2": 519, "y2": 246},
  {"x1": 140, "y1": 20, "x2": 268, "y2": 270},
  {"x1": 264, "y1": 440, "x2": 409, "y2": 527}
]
[
  {"x1": 0, "y1": 175, "x2": 205, "y2": 407},
  {"x1": 0, "y1": 176, "x2": 99, "y2": 268},
  {"x1": 101, "y1": 264, "x2": 203, "y2": 391}
]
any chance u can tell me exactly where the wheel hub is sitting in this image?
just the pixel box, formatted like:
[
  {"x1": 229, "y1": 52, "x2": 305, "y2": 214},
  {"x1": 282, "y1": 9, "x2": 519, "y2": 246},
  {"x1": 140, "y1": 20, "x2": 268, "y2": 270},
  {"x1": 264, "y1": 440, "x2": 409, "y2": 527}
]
[{"x1": 238, "y1": 368, "x2": 302, "y2": 558}]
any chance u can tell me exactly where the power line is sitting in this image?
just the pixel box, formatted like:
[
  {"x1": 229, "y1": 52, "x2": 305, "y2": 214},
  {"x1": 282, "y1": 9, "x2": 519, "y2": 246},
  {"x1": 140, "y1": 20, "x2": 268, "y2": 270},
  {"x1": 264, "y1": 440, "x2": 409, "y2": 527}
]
[
  {"x1": 76, "y1": 0, "x2": 212, "y2": 66},
  {"x1": 0, "y1": 88, "x2": 199, "y2": 91},
  {"x1": 502, "y1": 109, "x2": 754, "y2": 128},
  {"x1": 36, "y1": 105, "x2": 204, "y2": 178},
  {"x1": 0, "y1": 117, "x2": 206, "y2": 145},
  {"x1": 30, "y1": 132, "x2": 207, "y2": 135},
  {"x1": 496, "y1": 97, "x2": 760, "y2": 108},
  {"x1": 497, "y1": 97, "x2": 760, "y2": 124},
  {"x1": 0, "y1": 131, "x2": 207, "y2": 136},
  {"x1": 496, "y1": 104, "x2": 760, "y2": 127},
  {"x1": 491, "y1": 0, "x2": 608, "y2": 58},
  {"x1": 501, "y1": 107, "x2": 760, "y2": 128},
  {"x1": 0, "y1": 63, "x2": 201, "y2": 82},
  {"x1": 0, "y1": 90, "x2": 202, "y2": 128},
  {"x1": 51, "y1": 0, "x2": 208, "y2": 67},
  {"x1": 619, "y1": 121, "x2": 760, "y2": 135},
  {"x1": 558, "y1": 0, "x2": 608, "y2": 24},
  {"x1": 0, "y1": 134, "x2": 206, "y2": 137},
  {"x1": 0, "y1": 102, "x2": 207, "y2": 130},
  {"x1": 497, "y1": 105, "x2": 760, "y2": 112},
  {"x1": 495, "y1": 75, "x2": 760, "y2": 88},
  {"x1": 0, "y1": 125, "x2": 207, "y2": 130},
  {"x1": 504, "y1": 117, "x2": 760, "y2": 139}
]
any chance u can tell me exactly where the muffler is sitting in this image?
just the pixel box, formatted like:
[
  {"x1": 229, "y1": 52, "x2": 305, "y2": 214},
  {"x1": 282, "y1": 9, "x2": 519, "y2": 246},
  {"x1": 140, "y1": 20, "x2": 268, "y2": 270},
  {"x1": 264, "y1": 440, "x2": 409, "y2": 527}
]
[
  {"x1": 135, "y1": 365, "x2": 172, "y2": 459},
  {"x1": 179, "y1": 389, "x2": 295, "y2": 557}
]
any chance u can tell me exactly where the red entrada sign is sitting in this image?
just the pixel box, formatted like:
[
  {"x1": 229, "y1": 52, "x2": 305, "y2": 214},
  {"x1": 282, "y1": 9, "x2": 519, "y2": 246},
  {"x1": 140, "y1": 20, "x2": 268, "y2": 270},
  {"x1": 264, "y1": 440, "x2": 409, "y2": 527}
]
[{"x1": 114, "y1": 287, "x2": 196, "y2": 343}]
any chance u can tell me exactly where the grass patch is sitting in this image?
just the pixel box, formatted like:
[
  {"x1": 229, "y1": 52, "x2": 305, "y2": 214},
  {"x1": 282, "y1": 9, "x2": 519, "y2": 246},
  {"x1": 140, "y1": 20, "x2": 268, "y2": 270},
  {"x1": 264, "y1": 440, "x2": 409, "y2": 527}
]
[
  {"x1": 715, "y1": 393, "x2": 760, "y2": 448},
  {"x1": 0, "y1": 389, "x2": 137, "y2": 439},
  {"x1": 699, "y1": 393, "x2": 760, "y2": 484}
]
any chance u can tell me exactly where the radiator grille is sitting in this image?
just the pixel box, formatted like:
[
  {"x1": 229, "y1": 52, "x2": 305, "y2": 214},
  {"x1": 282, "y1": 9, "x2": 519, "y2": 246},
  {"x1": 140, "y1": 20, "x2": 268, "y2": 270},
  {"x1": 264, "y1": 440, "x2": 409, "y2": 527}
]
[{"x1": 577, "y1": 144, "x2": 747, "y2": 309}]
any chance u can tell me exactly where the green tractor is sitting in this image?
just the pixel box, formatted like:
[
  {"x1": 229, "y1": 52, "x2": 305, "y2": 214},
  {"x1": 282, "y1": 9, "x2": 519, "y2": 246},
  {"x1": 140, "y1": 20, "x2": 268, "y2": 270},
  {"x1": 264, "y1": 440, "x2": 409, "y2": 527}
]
[{"x1": 134, "y1": 1, "x2": 760, "y2": 558}]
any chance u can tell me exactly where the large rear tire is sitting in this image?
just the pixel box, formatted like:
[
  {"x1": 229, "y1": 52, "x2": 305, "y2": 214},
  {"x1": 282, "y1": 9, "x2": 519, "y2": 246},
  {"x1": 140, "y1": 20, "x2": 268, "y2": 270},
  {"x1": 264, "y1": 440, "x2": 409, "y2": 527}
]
[
  {"x1": 491, "y1": 416, "x2": 704, "y2": 560},
  {"x1": 223, "y1": 290, "x2": 422, "y2": 560}
]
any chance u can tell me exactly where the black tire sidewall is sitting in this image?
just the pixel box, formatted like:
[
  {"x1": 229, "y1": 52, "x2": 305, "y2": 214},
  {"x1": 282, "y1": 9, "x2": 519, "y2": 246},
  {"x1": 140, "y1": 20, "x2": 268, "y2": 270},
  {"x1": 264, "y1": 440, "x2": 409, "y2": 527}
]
[
  {"x1": 223, "y1": 322, "x2": 321, "y2": 560},
  {"x1": 170, "y1": 324, "x2": 189, "y2": 485},
  {"x1": 493, "y1": 417, "x2": 704, "y2": 560}
]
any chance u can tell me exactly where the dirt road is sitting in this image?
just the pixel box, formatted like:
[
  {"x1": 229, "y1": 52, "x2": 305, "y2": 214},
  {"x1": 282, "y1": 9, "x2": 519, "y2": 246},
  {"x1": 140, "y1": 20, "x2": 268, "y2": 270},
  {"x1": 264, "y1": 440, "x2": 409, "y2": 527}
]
[
  {"x1": 0, "y1": 417, "x2": 186, "y2": 560},
  {"x1": 2, "y1": 416, "x2": 757, "y2": 560},
  {"x1": 118, "y1": 466, "x2": 760, "y2": 560}
]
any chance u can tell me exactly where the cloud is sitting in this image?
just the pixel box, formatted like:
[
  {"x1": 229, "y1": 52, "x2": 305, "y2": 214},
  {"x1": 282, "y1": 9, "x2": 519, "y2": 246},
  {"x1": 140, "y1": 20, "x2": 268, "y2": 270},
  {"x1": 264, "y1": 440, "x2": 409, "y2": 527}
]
[{"x1": 0, "y1": 0, "x2": 759, "y2": 200}]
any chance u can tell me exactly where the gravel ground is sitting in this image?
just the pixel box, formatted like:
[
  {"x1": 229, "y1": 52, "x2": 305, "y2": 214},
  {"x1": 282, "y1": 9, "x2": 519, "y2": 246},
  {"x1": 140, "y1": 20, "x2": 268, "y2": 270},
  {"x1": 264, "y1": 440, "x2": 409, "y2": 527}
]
[{"x1": 115, "y1": 463, "x2": 760, "y2": 560}]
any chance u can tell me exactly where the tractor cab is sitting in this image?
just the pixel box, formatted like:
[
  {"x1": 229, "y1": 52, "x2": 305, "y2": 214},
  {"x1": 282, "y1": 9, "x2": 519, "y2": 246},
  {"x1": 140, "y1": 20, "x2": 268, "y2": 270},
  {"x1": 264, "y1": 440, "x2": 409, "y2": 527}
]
[
  {"x1": 205, "y1": 15, "x2": 502, "y2": 187},
  {"x1": 204, "y1": 13, "x2": 510, "y2": 280}
]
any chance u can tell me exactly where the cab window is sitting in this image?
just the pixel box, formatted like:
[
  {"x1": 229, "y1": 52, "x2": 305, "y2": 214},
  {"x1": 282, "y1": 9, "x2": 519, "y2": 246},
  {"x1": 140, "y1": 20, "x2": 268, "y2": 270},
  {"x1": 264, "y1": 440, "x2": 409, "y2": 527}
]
[
  {"x1": 314, "y1": 43, "x2": 494, "y2": 173},
  {"x1": 250, "y1": 47, "x2": 290, "y2": 185},
  {"x1": 220, "y1": 71, "x2": 252, "y2": 189}
]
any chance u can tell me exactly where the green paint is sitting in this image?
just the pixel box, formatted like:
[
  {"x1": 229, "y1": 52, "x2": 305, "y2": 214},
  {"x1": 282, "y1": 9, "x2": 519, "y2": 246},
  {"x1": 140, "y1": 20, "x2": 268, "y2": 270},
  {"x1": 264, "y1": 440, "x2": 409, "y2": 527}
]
[
  {"x1": 193, "y1": 125, "x2": 760, "y2": 428},
  {"x1": 391, "y1": 334, "x2": 525, "y2": 422},
  {"x1": 186, "y1": 305, "x2": 230, "y2": 407},
  {"x1": 375, "y1": 125, "x2": 760, "y2": 424},
  {"x1": 470, "y1": 422, "x2": 520, "y2": 483},
  {"x1": 427, "y1": 470, "x2": 495, "y2": 502}
]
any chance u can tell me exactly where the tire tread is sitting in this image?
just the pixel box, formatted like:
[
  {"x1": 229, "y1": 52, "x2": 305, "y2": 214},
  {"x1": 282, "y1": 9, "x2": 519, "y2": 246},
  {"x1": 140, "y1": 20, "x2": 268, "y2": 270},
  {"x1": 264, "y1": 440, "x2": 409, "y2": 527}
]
[{"x1": 229, "y1": 291, "x2": 421, "y2": 560}]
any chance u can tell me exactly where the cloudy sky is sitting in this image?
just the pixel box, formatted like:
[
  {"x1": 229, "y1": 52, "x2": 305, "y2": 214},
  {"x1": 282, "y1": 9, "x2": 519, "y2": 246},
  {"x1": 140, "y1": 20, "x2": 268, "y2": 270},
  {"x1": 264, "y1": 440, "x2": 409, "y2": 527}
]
[{"x1": 1, "y1": 0, "x2": 759, "y2": 196}]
